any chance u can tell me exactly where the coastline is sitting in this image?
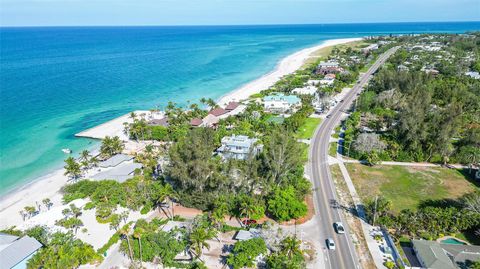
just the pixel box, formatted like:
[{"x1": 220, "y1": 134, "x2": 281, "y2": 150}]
[
  {"x1": 217, "y1": 37, "x2": 362, "y2": 105},
  {"x1": 0, "y1": 37, "x2": 362, "y2": 229}
]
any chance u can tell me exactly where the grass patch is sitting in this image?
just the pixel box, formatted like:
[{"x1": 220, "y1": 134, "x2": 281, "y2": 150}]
[
  {"x1": 346, "y1": 164, "x2": 479, "y2": 213},
  {"x1": 296, "y1": 117, "x2": 321, "y2": 139},
  {"x1": 299, "y1": 143, "x2": 309, "y2": 163},
  {"x1": 329, "y1": 142, "x2": 337, "y2": 157}
]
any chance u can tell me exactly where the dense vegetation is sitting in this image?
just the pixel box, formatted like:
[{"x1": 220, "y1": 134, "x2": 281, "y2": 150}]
[{"x1": 344, "y1": 34, "x2": 480, "y2": 168}]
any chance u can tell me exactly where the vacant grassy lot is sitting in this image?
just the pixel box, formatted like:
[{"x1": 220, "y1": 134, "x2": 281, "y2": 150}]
[
  {"x1": 329, "y1": 142, "x2": 337, "y2": 157},
  {"x1": 296, "y1": 117, "x2": 321, "y2": 139},
  {"x1": 346, "y1": 163, "x2": 479, "y2": 213}
]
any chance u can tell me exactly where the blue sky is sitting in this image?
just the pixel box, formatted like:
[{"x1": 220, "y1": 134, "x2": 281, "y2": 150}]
[{"x1": 0, "y1": 0, "x2": 478, "y2": 26}]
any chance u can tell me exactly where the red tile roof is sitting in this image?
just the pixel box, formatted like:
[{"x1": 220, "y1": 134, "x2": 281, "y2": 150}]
[
  {"x1": 208, "y1": 107, "x2": 228, "y2": 117},
  {"x1": 190, "y1": 118, "x2": 203, "y2": 126},
  {"x1": 225, "y1": 102, "x2": 239, "y2": 111}
]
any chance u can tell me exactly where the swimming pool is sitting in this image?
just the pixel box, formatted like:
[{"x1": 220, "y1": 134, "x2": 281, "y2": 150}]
[{"x1": 441, "y1": 238, "x2": 467, "y2": 245}]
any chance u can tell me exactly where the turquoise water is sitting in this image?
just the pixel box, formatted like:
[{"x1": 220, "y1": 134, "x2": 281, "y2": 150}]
[
  {"x1": 441, "y1": 238, "x2": 467, "y2": 245},
  {"x1": 1, "y1": 22, "x2": 480, "y2": 195}
]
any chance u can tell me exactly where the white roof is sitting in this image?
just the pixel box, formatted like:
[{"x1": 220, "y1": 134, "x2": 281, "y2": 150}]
[
  {"x1": 234, "y1": 229, "x2": 261, "y2": 241},
  {"x1": 99, "y1": 154, "x2": 133, "y2": 168},
  {"x1": 0, "y1": 236, "x2": 42, "y2": 269},
  {"x1": 92, "y1": 162, "x2": 142, "y2": 183}
]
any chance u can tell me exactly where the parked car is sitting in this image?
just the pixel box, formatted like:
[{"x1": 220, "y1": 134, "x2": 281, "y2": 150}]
[
  {"x1": 241, "y1": 219, "x2": 257, "y2": 226},
  {"x1": 334, "y1": 222, "x2": 345, "y2": 234},
  {"x1": 326, "y1": 238, "x2": 336, "y2": 250}
]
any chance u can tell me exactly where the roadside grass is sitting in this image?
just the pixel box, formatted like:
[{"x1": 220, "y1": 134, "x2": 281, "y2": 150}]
[
  {"x1": 346, "y1": 163, "x2": 478, "y2": 213},
  {"x1": 296, "y1": 117, "x2": 321, "y2": 139},
  {"x1": 329, "y1": 142, "x2": 337, "y2": 157},
  {"x1": 299, "y1": 143, "x2": 309, "y2": 163}
]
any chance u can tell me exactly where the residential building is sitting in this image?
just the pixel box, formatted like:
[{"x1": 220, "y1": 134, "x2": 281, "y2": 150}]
[
  {"x1": 292, "y1": 85, "x2": 317, "y2": 96},
  {"x1": 216, "y1": 135, "x2": 263, "y2": 160},
  {"x1": 263, "y1": 92, "x2": 302, "y2": 113},
  {"x1": 190, "y1": 118, "x2": 203, "y2": 127},
  {"x1": 0, "y1": 235, "x2": 42, "y2": 269},
  {"x1": 412, "y1": 239, "x2": 480, "y2": 269},
  {"x1": 361, "y1": 43, "x2": 379, "y2": 54},
  {"x1": 148, "y1": 117, "x2": 169, "y2": 127},
  {"x1": 466, "y1": 71, "x2": 480, "y2": 79},
  {"x1": 92, "y1": 162, "x2": 142, "y2": 183},
  {"x1": 316, "y1": 61, "x2": 344, "y2": 75}
]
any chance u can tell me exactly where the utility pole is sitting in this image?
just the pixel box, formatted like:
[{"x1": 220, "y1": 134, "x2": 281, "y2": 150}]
[{"x1": 373, "y1": 195, "x2": 378, "y2": 226}]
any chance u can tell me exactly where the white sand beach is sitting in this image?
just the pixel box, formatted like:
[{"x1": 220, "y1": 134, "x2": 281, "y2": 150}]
[
  {"x1": 218, "y1": 37, "x2": 362, "y2": 105},
  {"x1": 0, "y1": 37, "x2": 362, "y2": 232}
]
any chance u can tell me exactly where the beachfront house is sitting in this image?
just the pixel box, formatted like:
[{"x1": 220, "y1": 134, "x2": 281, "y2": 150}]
[
  {"x1": 0, "y1": 234, "x2": 42, "y2": 269},
  {"x1": 292, "y1": 85, "x2": 317, "y2": 96},
  {"x1": 316, "y1": 61, "x2": 344, "y2": 75},
  {"x1": 361, "y1": 43, "x2": 379, "y2": 54},
  {"x1": 263, "y1": 93, "x2": 301, "y2": 114},
  {"x1": 216, "y1": 135, "x2": 263, "y2": 160}
]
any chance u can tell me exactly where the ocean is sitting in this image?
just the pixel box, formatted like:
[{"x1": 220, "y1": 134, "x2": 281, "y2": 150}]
[{"x1": 1, "y1": 22, "x2": 479, "y2": 195}]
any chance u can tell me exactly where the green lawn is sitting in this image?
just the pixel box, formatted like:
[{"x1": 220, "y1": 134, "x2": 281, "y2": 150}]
[
  {"x1": 296, "y1": 117, "x2": 321, "y2": 139},
  {"x1": 329, "y1": 142, "x2": 337, "y2": 157},
  {"x1": 346, "y1": 164, "x2": 479, "y2": 213}
]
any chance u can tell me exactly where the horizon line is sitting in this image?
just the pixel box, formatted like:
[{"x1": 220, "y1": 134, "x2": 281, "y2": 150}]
[{"x1": 1, "y1": 20, "x2": 480, "y2": 28}]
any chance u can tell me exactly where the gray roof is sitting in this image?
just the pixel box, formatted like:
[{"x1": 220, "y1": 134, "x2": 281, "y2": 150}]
[
  {"x1": 0, "y1": 236, "x2": 42, "y2": 269},
  {"x1": 99, "y1": 154, "x2": 133, "y2": 168},
  {"x1": 440, "y1": 243, "x2": 480, "y2": 267},
  {"x1": 412, "y1": 240, "x2": 456, "y2": 269},
  {"x1": 0, "y1": 234, "x2": 19, "y2": 250},
  {"x1": 92, "y1": 162, "x2": 142, "y2": 183},
  {"x1": 234, "y1": 229, "x2": 261, "y2": 241}
]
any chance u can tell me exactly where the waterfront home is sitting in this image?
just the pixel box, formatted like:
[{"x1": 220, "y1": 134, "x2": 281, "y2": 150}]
[
  {"x1": 411, "y1": 239, "x2": 480, "y2": 269},
  {"x1": 216, "y1": 135, "x2": 263, "y2": 160},
  {"x1": 0, "y1": 235, "x2": 42, "y2": 269},
  {"x1": 361, "y1": 43, "x2": 379, "y2": 54},
  {"x1": 263, "y1": 92, "x2": 302, "y2": 113},
  {"x1": 316, "y1": 61, "x2": 344, "y2": 75},
  {"x1": 292, "y1": 85, "x2": 317, "y2": 96},
  {"x1": 208, "y1": 107, "x2": 228, "y2": 117},
  {"x1": 148, "y1": 117, "x2": 169, "y2": 127},
  {"x1": 200, "y1": 114, "x2": 220, "y2": 128},
  {"x1": 190, "y1": 118, "x2": 203, "y2": 127},
  {"x1": 92, "y1": 162, "x2": 142, "y2": 183},
  {"x1": 99, "y1": 154, "x2": 134, "y2": 168}
]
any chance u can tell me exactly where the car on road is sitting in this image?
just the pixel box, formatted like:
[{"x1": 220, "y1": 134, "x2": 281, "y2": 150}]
[
  {"x1": 326, "y1": 238, "x2": 336, "y2": 250},
  {"x1": 334, "y1": 222, "x2": 345, "y2": 234},
  {"x1": 326, "y1": 114, "x2": 332, "y2": 119}
]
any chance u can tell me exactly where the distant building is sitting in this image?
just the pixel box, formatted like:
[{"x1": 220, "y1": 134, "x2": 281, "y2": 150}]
[
  {"x1": 216, "y1": 135, "x2": 263, "y2": 160},
  {"x1": 465, "y1": 71, "x2": 480, "y2": 79},
  {"x1": 397, "y1": 64, "x2": 409, "y2": 72},
  {"x1": 263, "y1": 93, "x2": 302, "y2": 113},
  {"x1": 412, "y1": 239, "x2": 480, "y2": 269},
  {"x1": 0, "y1": 235, "x2": 42, "y2": 269},
  {"x1": 316, "y1": 61, "x2": 344, "y2": 75},
  {"x1": 190, "y1": 118, "x2": 203, "y2": 127},
  {"x1": 148, "y1": 117, "x2": 169, "y2": 127},
  {"x1": 292, "y1": 86, "x2": 317, "y2": 96},
  {"x1": 361, "y1": 43, "x2": 379, "y2": 54}
]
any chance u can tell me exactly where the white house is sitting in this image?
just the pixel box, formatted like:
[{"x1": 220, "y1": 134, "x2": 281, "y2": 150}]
[
  {"x1": 263, "y1": 93, "x2": 302, "y2": 113},
  {"x1": 292, "y1": 85, "x2": 317, "y2": 96},
  {"x1": 216, "y1": 135, "x2": 263, "y2": 160}
]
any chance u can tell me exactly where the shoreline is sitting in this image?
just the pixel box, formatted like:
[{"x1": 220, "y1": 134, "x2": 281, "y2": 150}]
[
  {"x1": 0, "y1": 37, "x2": 362, "y2": 229},
  {"x1": 217, "y1": 37, "x2": 362, "y2": 105}
]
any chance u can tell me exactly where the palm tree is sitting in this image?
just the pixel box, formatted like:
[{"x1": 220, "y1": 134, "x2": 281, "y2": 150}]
[
  {"x1": 19, "y1": 210, "x2": 26, "y2": 221},
  {"x1": 281, "y1": 236, "x2": 302, "y2": 258},
  {"x1": 24, "y1": 206, "x2": 36, "y2": 218},
  {"x1": 42, "y1": 198, "x2": 52, "y2": 211},
  {"x1": 133, "y1": 227, "x2": 145, "y2": 265},
  {"x1": 188, "y1": 227, "x2": 215, "y2": 261},
  {"x1": 129, "y1": 112, "x2": 137, "y2": 120},
  {"x1": 64, "y1": 157, "x2": 82, "y2": 181},
  {"x1": 120, "y1": 224, "x2": 134, "y2": 264},
  {"x1": 79, "y1": 150, "x2": 91, "y2": 170},
  {"x1": 89, "y1": 155, "x2": 99, "y2": 168}
]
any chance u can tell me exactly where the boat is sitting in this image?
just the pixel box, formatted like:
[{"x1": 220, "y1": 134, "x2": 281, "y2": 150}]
[{"x1": 62, "y1": 148, "x2": 72, "y2": 154}]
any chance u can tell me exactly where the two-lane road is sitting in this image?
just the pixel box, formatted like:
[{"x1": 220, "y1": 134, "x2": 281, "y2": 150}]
[{"x1": 308, "y1": 47, "x2": 399, "y2": 269}]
